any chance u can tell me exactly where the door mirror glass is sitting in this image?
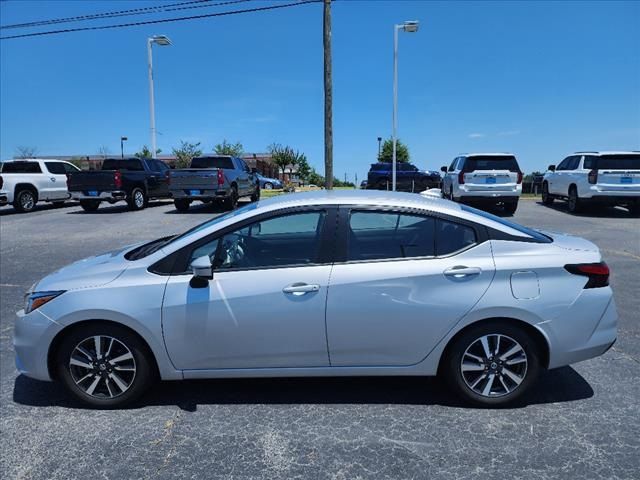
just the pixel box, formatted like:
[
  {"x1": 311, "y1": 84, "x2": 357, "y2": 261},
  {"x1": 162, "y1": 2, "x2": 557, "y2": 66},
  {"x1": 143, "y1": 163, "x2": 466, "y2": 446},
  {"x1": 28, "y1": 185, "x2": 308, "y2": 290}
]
[
  {"x1": 440, "y1": 166, "x2": 447, "y2": 173},
  {"x1": 191, "y1": 255, "x2": 213, "y2": 280},
  {"x1": 548, "y1": 164, "x2": 556, "y2": 172}
]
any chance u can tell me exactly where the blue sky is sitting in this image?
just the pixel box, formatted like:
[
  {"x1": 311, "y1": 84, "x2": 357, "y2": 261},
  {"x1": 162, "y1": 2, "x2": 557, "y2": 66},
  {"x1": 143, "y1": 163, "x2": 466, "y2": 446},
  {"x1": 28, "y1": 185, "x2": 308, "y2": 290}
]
[{"x1": 1, "y1": 0, "x2": 639, "y2": 181}]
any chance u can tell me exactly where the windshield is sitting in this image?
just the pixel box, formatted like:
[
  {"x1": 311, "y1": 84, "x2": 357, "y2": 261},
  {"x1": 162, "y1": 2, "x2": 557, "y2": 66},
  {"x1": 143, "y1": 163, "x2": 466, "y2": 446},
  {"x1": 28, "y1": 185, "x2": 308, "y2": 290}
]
[
  {"x1": 191, "y1": 157, "x2": 234, "y2": 169},
  {"x1": 464, "y1": 156, "x2": 520, "y2": 172},
  {"x1": 461, "y1": 205, "x2": 551, "y2": 242},
  {"x1": 588, "y1": 154, "x2": 640, "y2": 170}
]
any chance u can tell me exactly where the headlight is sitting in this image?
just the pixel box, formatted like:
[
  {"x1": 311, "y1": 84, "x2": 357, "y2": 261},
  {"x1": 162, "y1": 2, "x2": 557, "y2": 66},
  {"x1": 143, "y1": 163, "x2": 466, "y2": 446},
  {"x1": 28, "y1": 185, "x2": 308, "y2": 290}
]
[{"x1": 24, "y1": 291, "x2": 65, "y2": 314}]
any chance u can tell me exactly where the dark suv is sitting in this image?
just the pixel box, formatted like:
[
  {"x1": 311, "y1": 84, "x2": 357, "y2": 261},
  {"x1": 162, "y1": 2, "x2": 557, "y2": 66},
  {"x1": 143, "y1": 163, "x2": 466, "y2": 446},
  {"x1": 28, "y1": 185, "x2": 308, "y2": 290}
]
[{"x1": 367, "y1": 162, "x2": 441, "y2": 192}]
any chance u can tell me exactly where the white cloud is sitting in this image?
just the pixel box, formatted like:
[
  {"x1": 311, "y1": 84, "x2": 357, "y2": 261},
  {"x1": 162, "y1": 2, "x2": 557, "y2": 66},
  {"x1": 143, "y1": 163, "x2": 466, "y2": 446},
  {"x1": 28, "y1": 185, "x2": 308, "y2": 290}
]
[
  {"x1": 498, "y1": 130, "x2": 521, "y2": 136},
  {"x1": 468, "y1": 133, "x2": 485, "y2": 139}
]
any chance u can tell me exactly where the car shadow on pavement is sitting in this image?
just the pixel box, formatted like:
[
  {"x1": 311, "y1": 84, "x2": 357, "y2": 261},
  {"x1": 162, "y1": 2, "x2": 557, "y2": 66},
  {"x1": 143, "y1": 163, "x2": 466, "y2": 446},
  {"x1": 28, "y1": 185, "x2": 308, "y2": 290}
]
[
  {"x1": 13, "y1": 366, "x2": 593, "y2": 411},
  {"x1": 66, "y1": 200, "x2": 174, "y2": 214},
  {"x1": 0, "y1": 201, "x2": 79, "y2": 217},
  {"x1": 536, "y1": 201, "x2": 636, "y2": 218}
]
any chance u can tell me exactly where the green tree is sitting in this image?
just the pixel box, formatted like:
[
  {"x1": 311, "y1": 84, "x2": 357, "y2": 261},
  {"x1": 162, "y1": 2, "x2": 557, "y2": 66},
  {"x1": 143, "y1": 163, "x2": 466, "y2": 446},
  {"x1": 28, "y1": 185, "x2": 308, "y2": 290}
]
[
  {"x1": 135, "y1": 145, "x2": 161, "y2": 159},
  {"x1": 214, "y1": 139, "x2": 243, "y2": 157},
  {"x1": 172, "y1": 141, "x2": 202, "y2": 168},
  {"x1": 307, "y1": 168, "x2": 325, "y2": 186},
  {"x1": 379, "y1": 138, "x2": 410, "y2": 163},
  {"x1": 268, "y1": 143, "x2": 306, "y2": 181},
  {"x1": 296, "y1": 154, "x2": 312, "y2": 182}
]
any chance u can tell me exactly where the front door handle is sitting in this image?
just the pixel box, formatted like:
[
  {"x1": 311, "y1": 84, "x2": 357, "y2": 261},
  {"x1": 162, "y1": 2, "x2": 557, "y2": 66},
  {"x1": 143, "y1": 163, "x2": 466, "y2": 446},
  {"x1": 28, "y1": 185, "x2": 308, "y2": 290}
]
[
  {"x1": 50, "y1": 177, "x2": 56, "y2": 182},
  {"x1": 283, "y1": 283, "x2": 320, "y2": 296},
  {"x1": 444, "y1": 266, "x2": 482, "y2": 278}
]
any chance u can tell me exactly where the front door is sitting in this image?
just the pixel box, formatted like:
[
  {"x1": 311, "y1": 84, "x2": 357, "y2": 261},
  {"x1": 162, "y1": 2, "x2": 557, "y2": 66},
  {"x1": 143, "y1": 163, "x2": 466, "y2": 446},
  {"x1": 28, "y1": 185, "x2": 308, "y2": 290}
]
[
  {"x1": 326, "y1": 209, "x2": 495, "y2": 366},
  {"x1": 43, "y1": 161, "x2": 70, "y2": 200},
  {"x1": 162, "y1": 209, "x2": 334, "y2": 370}
]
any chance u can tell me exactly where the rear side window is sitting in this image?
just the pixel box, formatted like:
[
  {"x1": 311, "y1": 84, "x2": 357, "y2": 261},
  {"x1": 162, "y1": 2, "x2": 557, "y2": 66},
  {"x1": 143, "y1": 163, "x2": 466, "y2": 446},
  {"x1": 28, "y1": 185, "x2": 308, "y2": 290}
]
[
  {"x1": 436, "y1": 220, "x2": 476, "y2": 255},
  {"x1": 45, "y1": 162, "x2": 67, "y2": 174},
  {"x1": 1, "y1": 162, "x2": 42, "y2": 173},
  {"x1": 464, "y1": 156, "x2": 520, "y2": 172},
  {"x1": 191, "y1": 157, "x2": 234, "y2": 169},
  {"x1": 102, "y1": 159, "x2": 144, "y2": 171},
  {"x1": 591, "y1": 154, "x2": 640, "y2": 170},
  {"x1": 63, "y1": 163, "x2": 80, "y2": 173}
]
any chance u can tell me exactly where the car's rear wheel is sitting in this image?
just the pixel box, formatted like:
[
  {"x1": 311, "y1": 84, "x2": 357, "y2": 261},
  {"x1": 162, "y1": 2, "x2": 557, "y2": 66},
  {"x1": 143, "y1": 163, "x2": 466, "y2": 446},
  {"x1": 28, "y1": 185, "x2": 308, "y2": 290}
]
[
  {"x1": 441, "y1": 321, "x2": 541, "y2": 407},
  {"x1": 225, "y1": 186, "x2": 238, "y2": 210},
  {"x1": 54, "y1": 322, "x2": 155, "y2": 408},
  {"x1": 503, "y1": 199, "x2": 518, "y2": 215},
  {"x1": 128, "y1": 187, "x2": 147, "y2": 211},
  {"x1": 13, "y1": 189, "x2": 37, "y2": 213},
  {"x1": 264, "y1": 182, "x2": 273, "y2": 190},
  {"x1": 567, "y1": 186, "x2": 582, "y2": 214},
  {"x1": 250, "y1": 185, "x2": 260, "y2": 202},
  {"x1": 541, "y1": 182, "x2": 554, "y2": 205},
  {"x1": 174, "y1": 199, "x2": 191, "y2": 212},
  {"x1": 80, "y1": 200, "x2": 100, "y2": 212}
]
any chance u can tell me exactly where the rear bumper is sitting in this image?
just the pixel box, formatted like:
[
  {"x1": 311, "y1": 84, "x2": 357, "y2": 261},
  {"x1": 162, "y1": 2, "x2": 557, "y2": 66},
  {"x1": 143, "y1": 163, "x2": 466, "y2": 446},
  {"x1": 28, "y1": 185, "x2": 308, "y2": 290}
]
[
  {"x1": 459, "y1": 193, "x2": 520, "y2": 202},
  {"x1": 171, "y1": 189, "x2": 229, "y2": 200},
  {"x1": 71, "y1": 190, "x2": 126, "y2": 202}
]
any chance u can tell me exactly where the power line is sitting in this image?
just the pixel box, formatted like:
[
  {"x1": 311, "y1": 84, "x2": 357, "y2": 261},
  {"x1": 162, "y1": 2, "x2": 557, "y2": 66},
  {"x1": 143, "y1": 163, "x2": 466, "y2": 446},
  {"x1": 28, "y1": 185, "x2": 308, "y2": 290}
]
[
  {"x1": 0, "y1": 0, "x2": 248, "y2": 30},
  {"x1": 0, "y1": 1, "x2": 320, "y2": 40}
]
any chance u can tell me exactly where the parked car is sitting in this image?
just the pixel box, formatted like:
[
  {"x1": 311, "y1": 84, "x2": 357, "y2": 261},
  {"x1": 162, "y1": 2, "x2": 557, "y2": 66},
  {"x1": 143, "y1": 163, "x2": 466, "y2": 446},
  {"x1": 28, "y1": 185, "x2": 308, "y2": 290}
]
[
  {"x1": 542, "y1": 151, "x2": 640, "y2": 215},
  {"x1": 15, "y1": 190, "x2": 616, "y2": 408},
  {"x1": 67, "y1": 158, "x2": 171, "y2": 212},
  {"x1": 367, "y1": 162, "x2": 441, "y2": 192},
  {"x1": 256, "y1": 173, "x2": 283, "y2": 190},
  {"x1": 0, "y1": 159, "x2": 80, "y2": 212},
  {"x1": 169, "y1": 156, "x2": 260, "y2": 212},
  {"x1": 441, "y1": 153, "x2": 523, "y2": 214}
]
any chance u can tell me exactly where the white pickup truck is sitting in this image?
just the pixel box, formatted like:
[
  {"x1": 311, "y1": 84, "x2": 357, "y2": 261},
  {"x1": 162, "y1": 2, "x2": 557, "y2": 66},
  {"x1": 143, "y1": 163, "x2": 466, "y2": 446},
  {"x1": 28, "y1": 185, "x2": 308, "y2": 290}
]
[
  {"x1": 0, "y1": 159, "x2": 80, "y2": 212},
  {"x1": 542, "y1": 151, "x2": 640, "y2": 215}
]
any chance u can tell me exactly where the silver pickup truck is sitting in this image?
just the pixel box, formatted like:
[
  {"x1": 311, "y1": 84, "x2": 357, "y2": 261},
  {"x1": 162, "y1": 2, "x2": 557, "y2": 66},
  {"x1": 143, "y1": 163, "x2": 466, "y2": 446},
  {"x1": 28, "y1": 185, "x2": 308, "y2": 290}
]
[{"x1": 169, "y1": 156, "x2": 260, "y2": 212}]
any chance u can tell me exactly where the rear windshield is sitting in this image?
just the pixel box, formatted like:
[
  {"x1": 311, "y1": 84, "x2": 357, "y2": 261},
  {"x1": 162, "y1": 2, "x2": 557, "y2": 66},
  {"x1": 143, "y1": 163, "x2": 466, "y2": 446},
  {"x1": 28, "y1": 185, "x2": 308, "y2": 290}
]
[
  {"x1": 1, "y1": 161, "x2": 42, "y2": 173},
  {"x1": 464, "y1": 156, "x2": 520, "y2": 172},
  {"x1": 585, "y1": 154, "x2": 640, "y2": 170},
  {"x1": 191, "y1": 157, "x2": 234, "y2": 169},
  {"x1": 461, "y1": 205, "x2": 552, "y2": 243},
  {"x1": 102, "y1": 159, "x2": 144, "y2": 171}
]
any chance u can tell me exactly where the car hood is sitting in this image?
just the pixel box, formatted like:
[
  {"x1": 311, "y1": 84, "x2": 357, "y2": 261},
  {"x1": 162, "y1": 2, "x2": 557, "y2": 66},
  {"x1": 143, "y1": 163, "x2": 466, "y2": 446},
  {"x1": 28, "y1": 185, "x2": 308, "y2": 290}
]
[
  {"x1": 543, "y1": 231, "x2": 599, "y2": 252},
  {"x1": 33, "y1": 243, "x2": 141, "y2": 292}
]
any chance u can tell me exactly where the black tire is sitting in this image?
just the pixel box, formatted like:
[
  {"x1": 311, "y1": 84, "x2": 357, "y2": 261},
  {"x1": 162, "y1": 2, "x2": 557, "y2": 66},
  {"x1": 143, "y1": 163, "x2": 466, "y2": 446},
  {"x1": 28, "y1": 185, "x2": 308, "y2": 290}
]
[
  {"x1": 541, "y1": 182, "x2": 554, "y2": 205},
  {"x1": 628, "y1": 200, "x2": 640, "y2": 217},
  {"x1": 449, "y1": 187, "x2": 455, "y2": 202},
  {"x1": 503, "y1": 199, "x2": 518, "y2": 215},
  {"x1": 128, "y1": 187, "x2": 147, "y2": 211},
  {"x1": 263, "y1": 182, "x2": 273, "y2": 190},
  {"x1": 80, "y1": 200, "x2": 100, "y2": 212},
  {"x1": 250, "y1": 185, "x2": 260, "y2": 202},
  {"x1": 441, "y1": 321, "x2": 542, "y2": 407},
  {"x1": 13, "y1": 189, "x2": 37, "y2": 213},
  {"x1": 567, "y1": 186, "x2": 582, "y2": 214},
  {"x1": 54, "y1": 322, "x2": 155, "y2": 408},
  {"x1": 52, "y1": 201, "x2": 66, "y2": 208},
  {"x1": 174, "y1": 199, "x2": 191, "y2": 212},
  {"x1": 225, "y1": 186, "x2": 238, "y2": 210}
]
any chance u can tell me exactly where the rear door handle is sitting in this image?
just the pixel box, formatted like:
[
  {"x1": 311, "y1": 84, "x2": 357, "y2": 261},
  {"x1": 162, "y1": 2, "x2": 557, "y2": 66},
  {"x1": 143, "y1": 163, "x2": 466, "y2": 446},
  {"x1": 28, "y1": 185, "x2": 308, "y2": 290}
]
[
  {"x1": 444, "y1": 266, "x2": 482, "y2": 278},
  {"x1": 283, "y1": 283, "x2": 321, "y2": 295}
]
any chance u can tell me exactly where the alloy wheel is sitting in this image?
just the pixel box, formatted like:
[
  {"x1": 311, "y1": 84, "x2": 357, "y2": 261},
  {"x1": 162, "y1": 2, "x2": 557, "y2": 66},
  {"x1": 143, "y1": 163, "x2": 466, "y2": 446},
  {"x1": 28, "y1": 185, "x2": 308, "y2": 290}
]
[
  {"x1": 460, "y1": 334, "x2": 528, "y2": 397},
  {"x1": 20, "y1": 191, "x2": 35, "y2": 210},
  {"x1": 134, "y1": 190, "x2": 144, "y2": 208},
  {"x1": 68, "y1": 335, "x2": 136, "y2": 399}
]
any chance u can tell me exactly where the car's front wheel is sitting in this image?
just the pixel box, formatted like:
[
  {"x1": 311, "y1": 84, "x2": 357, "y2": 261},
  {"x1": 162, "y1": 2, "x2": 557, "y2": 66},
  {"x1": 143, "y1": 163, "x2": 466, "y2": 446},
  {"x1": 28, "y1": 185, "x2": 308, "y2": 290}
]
[
  {"x1": 441, "y1": 322, "x2": 541, "y2": 407},
  {"x1": 80, "y1": 199, "x2": 100, "y2": 212},
  {"x1": 54, "y1": 322, "x2": 155, "y2": 408},
  {"x1": 174, "y1": 199, "x2": 191, "y2": 212},
  {"x1": 541, "y1": 182, "x2": 554, "y2": 205}
]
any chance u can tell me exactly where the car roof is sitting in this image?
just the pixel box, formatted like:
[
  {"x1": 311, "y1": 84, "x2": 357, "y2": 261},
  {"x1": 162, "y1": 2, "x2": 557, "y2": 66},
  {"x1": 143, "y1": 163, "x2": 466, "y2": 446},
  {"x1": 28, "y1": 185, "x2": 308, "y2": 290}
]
[
  {"x1": 461, "y1": 153, "x2": 516, "y2": 157},
  {"x1": 573, "y1": 151, "x2": 639, "y2": 156}
]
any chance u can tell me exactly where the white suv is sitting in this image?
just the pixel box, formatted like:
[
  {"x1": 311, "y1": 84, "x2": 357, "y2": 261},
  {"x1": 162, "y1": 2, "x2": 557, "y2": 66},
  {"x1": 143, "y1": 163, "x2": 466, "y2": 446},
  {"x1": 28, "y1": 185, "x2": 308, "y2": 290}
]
[
  {"x1": 0, "y1": 159, "x2": 80, "y2": 212},
  {"x1": 440, "y1": 153, "x2": 523, "y2": 214},
  {"x1": 542, "y1": 151, "x2": 640, "y2": 215}
]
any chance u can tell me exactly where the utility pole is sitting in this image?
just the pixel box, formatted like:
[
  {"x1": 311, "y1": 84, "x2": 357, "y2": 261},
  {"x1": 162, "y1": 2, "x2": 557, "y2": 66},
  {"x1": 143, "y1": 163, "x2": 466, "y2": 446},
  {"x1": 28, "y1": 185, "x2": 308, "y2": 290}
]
[
  {"x1": 323, "y1": 0, "x2": 333, "y2": 189},
  {"x1": 344, "y1": 172, "x2": 347, "y2": 183}
]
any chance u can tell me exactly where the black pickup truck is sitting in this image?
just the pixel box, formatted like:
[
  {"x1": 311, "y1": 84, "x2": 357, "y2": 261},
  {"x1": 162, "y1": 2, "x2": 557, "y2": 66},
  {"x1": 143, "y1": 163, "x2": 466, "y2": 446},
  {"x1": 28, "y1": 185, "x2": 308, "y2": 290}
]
[{"x1": 67, "y1": 158, "x2": 171, "y2": 212}]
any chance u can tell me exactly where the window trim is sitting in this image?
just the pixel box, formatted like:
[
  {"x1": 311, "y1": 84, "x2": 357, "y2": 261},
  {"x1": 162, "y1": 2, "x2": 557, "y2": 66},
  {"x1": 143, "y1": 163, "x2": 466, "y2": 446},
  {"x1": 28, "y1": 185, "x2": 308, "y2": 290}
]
[
  {"x1": 334, "y1": 205, "x2": 487, "y2": 265},
  {"x1": 150, "y1": 206, "x2": 338, "y2": 275}
]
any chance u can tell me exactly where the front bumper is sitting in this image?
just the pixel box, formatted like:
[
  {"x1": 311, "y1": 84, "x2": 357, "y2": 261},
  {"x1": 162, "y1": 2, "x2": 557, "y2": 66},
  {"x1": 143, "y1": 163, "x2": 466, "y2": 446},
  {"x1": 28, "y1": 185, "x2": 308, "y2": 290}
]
[
  {"x1": 71, "y1": 190, "x2": 126, "y2": 202},
  {"x1": 14, "y1": 308, "x2": 64, "y2": 381}
]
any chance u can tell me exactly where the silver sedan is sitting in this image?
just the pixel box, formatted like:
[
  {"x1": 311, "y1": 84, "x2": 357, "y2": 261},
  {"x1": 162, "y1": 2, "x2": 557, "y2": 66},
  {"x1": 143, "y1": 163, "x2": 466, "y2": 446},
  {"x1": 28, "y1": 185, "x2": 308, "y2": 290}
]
[{"x1": 14, "y1": 191, "x2": 617, "y2": 407}]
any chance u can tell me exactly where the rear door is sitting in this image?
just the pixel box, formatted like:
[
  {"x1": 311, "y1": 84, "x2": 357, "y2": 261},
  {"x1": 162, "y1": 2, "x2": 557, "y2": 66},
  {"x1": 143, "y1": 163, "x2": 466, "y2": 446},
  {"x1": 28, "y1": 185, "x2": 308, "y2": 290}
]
[
  {"x1": 325, "y1": 208, "x2": 495, "y2": 366},
  {"x1": 589, "y1": 154, "x2": 640, "y2": 193}
]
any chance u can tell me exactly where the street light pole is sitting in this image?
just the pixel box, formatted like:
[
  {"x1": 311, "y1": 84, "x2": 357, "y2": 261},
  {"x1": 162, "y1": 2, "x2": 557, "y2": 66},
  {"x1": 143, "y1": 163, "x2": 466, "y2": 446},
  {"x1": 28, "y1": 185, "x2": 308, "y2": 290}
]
[
  {"x1": 377, "y1": 136, "x2": 382, "y2": 160},
  {"x1": 147, "y1": 35, "x2": 171, "y2": 160},
  {"x1": 392, "y1": 21, "x2": 419, "y2": 191},
  {"x1": 120, "y1": 136, "x2": 127, "y2": 160}
]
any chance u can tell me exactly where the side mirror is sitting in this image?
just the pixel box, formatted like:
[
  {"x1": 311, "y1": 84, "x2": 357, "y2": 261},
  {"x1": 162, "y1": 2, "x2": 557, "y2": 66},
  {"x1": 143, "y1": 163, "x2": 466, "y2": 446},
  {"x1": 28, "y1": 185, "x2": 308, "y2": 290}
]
[
  {"x1": 548, "y1": 164, "x2": 556, "y2": 172},
  {"x1": 440, "y1": 166, "x2": 448, "y2": 173},
  {"x1": 191, "y1": 255, "x2": 213, "y2": 280},
  {"x1": 251, "y1": 167, "x2": 258, "y2": 174}
]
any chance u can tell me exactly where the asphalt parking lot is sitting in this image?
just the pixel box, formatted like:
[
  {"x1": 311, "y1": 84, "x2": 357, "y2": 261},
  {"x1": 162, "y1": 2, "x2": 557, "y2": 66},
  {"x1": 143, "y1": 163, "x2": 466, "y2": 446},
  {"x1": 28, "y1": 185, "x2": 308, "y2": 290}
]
[{"x1": 1, "y1": 197, "x2": 639, "y2": 480}]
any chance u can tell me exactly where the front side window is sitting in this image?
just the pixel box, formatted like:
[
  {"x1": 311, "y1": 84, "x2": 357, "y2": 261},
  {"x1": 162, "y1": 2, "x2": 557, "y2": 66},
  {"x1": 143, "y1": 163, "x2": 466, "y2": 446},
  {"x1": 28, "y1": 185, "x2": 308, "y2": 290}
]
[
  {"x1": 193, "y1": 211, "x2": 327, "y2": 270},
  {"x1": 45, "y1": 162, "x2": 67, "y2": 174},
  {"x1": 63, "y1": 162, "x2": 80, "y2": 173},
  {"x1": 556, "y1": 157, "x2": 571, "y2": 171},
  {"x1": 348, "y1": 211, "x2": 436, "y2": 261},
  {"x1": 448, "y1": 158, "x2": 458, "y2": 172}
]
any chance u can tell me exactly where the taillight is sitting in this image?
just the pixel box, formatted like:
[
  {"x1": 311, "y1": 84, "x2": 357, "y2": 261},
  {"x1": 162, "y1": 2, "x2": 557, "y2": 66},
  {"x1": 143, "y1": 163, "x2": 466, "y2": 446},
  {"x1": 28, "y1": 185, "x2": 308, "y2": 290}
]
[
  {"x1": 217, "y1": 168, "x2": 224, "y2": 186},
  {"x1": 517, "y1": 172, "x2": 523, "y2": 184},
  {"x1": 458, "y1": 171, "x2": 465, "y2": 185},
  {"x1": 565, "y1": 262, "x2": 610, "y2": 289},
  {"x1": 588, "y1": 169, "x2": 598, "y2": 184},
  {"x1": 114, "y1": 171, "x2": 122, "y2": 189}
]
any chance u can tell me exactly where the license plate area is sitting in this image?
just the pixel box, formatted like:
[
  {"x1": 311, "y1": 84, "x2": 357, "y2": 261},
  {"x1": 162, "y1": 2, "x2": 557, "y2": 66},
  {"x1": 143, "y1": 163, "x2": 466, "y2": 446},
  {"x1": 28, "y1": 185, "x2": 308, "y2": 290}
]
[
  {"x1": 485, "y1": 177, "x2": 496, "y2": 184},
  {"x1": 87, "y1": 190, "x2": 98, "y2": 196},
  {"x1": 189, "y1": 189, "x2": 201, "y2": 196},
  {"x1": 620, "y1": 177, "x2": 632, "y2": 184}
]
